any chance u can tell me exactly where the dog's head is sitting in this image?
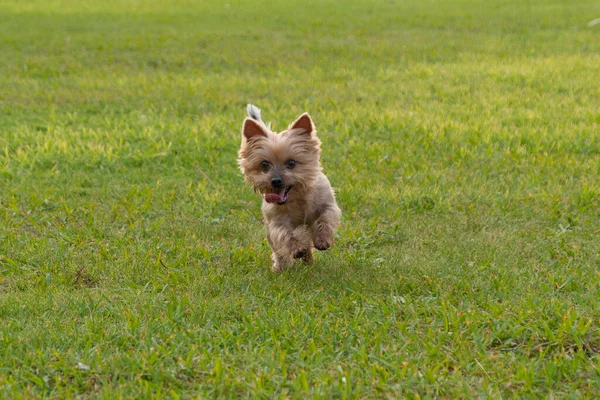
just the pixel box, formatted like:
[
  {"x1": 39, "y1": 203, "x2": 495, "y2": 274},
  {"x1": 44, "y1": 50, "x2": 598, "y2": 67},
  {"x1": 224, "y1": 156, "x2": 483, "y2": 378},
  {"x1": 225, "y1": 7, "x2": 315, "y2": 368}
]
[{"x1": 238, "y1": 112, "x2": 322, "y2": 205}]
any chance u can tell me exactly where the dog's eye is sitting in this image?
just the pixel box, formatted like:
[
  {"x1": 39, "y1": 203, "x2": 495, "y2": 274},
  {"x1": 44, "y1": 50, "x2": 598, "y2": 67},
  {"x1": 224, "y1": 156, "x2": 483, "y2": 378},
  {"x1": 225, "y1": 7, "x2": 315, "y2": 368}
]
[
  {"x1": 286, "y1": 160, "x2": 296, "y2": 169},
  {"x1": 260, "y1": 161, "x2": 271, "y2": 171}
]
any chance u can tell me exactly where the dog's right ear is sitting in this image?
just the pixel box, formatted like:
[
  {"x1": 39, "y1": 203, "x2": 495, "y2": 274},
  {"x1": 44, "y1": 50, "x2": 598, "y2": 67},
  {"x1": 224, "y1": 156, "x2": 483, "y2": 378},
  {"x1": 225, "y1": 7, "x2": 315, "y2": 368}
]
[
  {"x1": 288, "y1": 113, "x2": 315, "y2": 135},
  {"x1": 242, "y1": 118, "x2": 268, "y2": 141}
]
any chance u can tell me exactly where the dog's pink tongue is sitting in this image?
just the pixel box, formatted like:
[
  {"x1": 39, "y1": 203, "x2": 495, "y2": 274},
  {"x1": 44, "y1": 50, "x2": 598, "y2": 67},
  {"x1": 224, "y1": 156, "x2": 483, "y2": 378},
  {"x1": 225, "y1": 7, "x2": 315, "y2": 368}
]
[
  {"x1": 265, "y1": 193, "x2": 282, "y2": 203},
  {"x1": 265, "y1": 188, "x2": 287, "y2": 204}
]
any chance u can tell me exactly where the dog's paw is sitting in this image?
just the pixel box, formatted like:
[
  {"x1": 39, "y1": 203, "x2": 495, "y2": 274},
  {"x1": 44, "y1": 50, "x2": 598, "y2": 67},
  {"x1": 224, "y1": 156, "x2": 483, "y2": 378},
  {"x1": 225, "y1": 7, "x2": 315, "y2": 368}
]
[
  {"x1": 301, "y1": 248, "x2": 314, "y2": 263},
  {"x1": 314, "y1": 235, "x2": 332, "y2": 251},
  {"x1": 293, "y1": 249, "x2": 308, "y2": 259},
  {"x1": 289, "y1": 236, "x2": 310, "y2": 259},
  {"x1": 271, "y1": 263, "x2": 284, "y2": 273},
  {"x1": 271, "y1": 253, "x2": 290, "y2": 273}
]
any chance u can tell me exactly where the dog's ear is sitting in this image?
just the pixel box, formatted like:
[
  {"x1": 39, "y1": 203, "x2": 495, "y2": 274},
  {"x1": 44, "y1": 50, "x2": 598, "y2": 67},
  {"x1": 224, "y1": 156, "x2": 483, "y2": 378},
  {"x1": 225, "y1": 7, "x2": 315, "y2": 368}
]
[
  {"x1": 288, "y1": 113, "x2": 315, "y2": 135},
  {"x1": 242, "y1": 118, "x2": 268, "y2": 141}
]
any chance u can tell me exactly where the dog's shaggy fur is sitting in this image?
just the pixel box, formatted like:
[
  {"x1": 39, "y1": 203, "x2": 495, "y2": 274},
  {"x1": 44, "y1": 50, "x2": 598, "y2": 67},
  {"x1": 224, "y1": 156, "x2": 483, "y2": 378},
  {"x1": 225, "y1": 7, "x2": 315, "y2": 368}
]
[{"x1": 238, "y1": 105, "x2": 341, "y2": 272}]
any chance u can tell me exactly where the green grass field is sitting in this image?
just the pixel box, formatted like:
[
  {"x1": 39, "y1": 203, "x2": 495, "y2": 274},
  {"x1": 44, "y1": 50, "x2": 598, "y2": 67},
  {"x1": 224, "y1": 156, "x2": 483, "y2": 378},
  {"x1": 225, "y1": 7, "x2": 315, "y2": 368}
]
[{"x1": 1, "y1": 0, "x2": 600, "y2": 397}]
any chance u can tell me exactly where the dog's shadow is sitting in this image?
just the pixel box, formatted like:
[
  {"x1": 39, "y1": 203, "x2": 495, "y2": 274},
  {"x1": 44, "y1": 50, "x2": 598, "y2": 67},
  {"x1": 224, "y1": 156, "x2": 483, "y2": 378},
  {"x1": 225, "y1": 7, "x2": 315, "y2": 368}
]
[{"x1": 262, "y1": 243, "x2": 408, "y2": 301}]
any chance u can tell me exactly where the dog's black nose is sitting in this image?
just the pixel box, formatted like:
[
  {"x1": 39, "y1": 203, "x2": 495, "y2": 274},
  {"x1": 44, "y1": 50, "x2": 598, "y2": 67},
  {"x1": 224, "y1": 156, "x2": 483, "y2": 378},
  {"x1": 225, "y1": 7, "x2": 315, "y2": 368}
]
[{"x1": 271, "y1": 177, "x2": 283, "y2": 188}]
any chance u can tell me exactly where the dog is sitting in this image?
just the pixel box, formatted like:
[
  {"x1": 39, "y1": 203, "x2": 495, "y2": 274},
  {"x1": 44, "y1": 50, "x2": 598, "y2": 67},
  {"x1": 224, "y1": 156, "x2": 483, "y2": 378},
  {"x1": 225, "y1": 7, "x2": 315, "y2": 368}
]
[{"x1": 238, "y1": 104, "x2": 341, "y2": 272}]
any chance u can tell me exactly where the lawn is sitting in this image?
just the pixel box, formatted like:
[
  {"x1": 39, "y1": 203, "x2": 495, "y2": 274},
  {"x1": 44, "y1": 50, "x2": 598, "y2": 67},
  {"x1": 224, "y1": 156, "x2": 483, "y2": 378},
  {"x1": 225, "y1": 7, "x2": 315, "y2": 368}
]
[{"x1": 1, "y1": 0, "x2": 600, "y2": 397}]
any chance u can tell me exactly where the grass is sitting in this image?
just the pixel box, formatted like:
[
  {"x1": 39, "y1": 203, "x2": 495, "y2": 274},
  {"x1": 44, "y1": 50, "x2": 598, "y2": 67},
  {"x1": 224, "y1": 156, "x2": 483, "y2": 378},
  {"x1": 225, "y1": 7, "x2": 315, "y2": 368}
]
[{"x1": 1, "y1": 0, "x2": 600, "y2": 397}]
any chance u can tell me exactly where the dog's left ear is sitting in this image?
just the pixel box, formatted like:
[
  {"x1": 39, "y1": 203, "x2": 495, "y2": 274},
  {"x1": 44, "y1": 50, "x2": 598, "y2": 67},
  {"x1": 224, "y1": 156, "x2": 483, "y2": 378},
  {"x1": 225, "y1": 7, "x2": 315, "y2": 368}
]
[
  {"x1": 242, "y1": 118, "x2": 268, "y2": 141},
  {"x1": 288, "y1": 113, "x2": 315, "y2": 135}
]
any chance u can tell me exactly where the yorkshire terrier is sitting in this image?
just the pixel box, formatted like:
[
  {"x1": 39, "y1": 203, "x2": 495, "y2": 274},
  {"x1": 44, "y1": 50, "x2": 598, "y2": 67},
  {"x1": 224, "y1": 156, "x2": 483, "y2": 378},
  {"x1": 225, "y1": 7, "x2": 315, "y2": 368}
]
[{"x1": 238, "y1": 104, "x2": 341, "y2": 272}]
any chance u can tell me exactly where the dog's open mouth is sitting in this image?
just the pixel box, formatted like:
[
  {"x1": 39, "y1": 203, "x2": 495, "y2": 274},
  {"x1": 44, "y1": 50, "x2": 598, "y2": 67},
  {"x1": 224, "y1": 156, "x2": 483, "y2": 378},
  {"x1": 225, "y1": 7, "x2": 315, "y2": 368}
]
[{"x1": 265, "y1": 187, "x2": 292, "y2": 205}]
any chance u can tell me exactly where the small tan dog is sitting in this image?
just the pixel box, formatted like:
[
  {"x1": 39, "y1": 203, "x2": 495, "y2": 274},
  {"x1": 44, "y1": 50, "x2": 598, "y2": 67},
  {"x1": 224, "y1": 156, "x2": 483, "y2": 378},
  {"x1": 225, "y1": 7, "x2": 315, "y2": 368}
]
[{"x1": 238, "y1": 104, "x2": 341, "y2": 272}]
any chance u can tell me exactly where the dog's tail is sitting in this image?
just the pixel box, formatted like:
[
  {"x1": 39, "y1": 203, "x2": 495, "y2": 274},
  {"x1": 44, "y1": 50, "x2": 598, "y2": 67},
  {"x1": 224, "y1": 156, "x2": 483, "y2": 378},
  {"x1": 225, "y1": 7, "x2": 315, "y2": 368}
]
[{"x1": 246, "y1": 104, "x2": 270, "y2": 130}]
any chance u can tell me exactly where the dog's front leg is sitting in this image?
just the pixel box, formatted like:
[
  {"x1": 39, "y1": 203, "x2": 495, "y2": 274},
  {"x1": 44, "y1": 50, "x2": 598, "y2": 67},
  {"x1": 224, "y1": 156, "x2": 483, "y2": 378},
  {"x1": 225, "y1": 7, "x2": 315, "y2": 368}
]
[
  {"x1": 266, "y1": 224, "x2": 311, "y2": 272},
  {"x1": 313, "y1": 205, "x2": 341, "y2": 251}
]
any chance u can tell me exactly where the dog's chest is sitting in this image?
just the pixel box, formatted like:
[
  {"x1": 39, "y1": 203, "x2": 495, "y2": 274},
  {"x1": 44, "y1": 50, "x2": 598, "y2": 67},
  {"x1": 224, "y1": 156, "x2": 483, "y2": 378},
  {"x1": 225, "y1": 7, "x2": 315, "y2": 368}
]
[{"x1": 263, "y1": 199, "x2": 319, "y2": 227}]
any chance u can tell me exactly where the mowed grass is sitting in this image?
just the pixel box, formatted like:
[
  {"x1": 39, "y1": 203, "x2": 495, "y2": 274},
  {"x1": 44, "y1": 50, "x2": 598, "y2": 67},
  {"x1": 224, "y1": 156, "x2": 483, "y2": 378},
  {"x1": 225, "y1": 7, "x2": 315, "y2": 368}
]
[{"x1": 1, "y1": 0, "x2": 600, "y2": 397}]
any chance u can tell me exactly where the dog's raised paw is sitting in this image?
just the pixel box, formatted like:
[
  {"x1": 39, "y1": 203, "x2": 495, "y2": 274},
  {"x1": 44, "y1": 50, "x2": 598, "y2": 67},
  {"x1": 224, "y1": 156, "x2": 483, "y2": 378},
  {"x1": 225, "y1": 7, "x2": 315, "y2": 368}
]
[{"x1": 314, "y1": 237, "x2": 332, "y2": 251}]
